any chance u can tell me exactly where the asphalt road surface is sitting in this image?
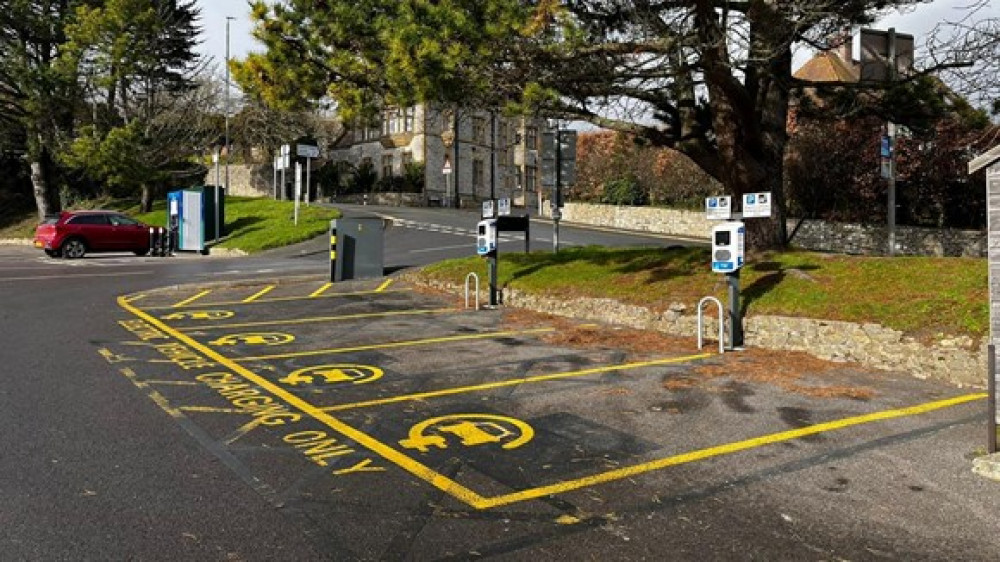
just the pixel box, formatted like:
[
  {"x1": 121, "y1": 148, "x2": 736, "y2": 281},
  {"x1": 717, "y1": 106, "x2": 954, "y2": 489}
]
[{"x1": 1, "y1": 209, "x2": 997, "y2": 561}]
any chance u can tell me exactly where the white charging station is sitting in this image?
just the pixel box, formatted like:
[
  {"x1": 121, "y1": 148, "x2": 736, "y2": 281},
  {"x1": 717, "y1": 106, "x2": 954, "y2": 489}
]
[
  {"x1": 711, "y1": 221, "x2": 745, "y2": 273},
  {"x1": 477, "y1": 219, "x2": 497, "y2": 256}
]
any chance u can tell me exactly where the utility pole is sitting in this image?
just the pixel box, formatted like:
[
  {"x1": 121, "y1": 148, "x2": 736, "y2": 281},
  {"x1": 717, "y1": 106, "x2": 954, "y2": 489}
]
[
  {"x1": 225, "y1": 16, "x2": 234, "y2": 193},
  {"x1": 490, "y1": 112, "x2": 496, "y2": 201},
  {"x1": 553, "y1": 126, "x2": 561, "y2": 253},
  {"x1": 887, "y1": 27, "x2": 897, "y2": 256}
]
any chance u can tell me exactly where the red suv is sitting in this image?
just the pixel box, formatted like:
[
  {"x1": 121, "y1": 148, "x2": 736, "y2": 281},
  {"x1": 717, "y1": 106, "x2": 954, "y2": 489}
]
[{"x1": 34, "y1": 210, "x2": 152, "y2": 259}]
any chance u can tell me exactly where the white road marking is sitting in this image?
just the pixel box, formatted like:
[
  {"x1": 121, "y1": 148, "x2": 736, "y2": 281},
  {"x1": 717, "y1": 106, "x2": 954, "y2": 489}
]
[{"x1": 0, "y1": 271, "x2": 153, "y2": 282}]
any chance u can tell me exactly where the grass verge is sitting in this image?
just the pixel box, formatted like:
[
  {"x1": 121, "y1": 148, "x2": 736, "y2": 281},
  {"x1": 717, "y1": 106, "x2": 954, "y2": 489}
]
[
  {"x1": 133, "y1": 197, "x2": 340, "y2": 253},
  {"x1": 0, "y1": 196, "x2": 340, "y2": 254},
  {"x1": 418, "y1": 246, "x2": 988, "y2": 340}
]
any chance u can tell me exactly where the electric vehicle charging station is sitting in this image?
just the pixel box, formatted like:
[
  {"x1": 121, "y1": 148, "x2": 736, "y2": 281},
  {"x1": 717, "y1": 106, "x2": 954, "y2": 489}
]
[
  {"x1": 703, "y1": 193, "x2": 769, "y2": 349},
  {"x1": 477, "y1": 219, "x2": 498, "y2": 256},
  {"x1": 711, "y1": 222, "x2": 745, "y2": 273},
  {"x1": 475, "y1": 199, "x2": 530, "y2": 307},
  {"x1": 167, "y1": 186, "x2": 225, "y2": 254}
]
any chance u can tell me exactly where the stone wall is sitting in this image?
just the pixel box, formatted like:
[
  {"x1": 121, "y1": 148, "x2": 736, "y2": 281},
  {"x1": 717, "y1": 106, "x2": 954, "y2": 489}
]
[
  {"x1": 413, "y1": 277, "x2": 986, "y2": 388},
  {"x1": 541, "y1": 202, "x2": 987, "y2": 257},
  {"x1": 788, "y1": 219, "x2": 986, "y2": 257},
  {"x1": 210, "y1": 164, "x2": 274, "y2": 198}
]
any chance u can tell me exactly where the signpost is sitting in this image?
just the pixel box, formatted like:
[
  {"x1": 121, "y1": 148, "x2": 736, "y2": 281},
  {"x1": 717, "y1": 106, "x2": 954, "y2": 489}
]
[
  {"x1": 297, "y1": 144, "x2": 320, "y2": 205},
  {"x1": 541, "y1": 128, "x2": 577, "y2": 253},
  {"x1": 861, "y1": 27, "x2": 914, "y2": 256},
  {"x1": 294, "y1": 162, "x2": 302, "y2": 225}
]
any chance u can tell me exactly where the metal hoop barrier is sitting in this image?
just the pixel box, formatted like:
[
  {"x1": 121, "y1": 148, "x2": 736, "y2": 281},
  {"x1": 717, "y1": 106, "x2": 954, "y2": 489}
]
[
  {"x1": 465, "y1": 272, "x2": 481, "y2": 310},
  {"x1": 697, "y1": 296, "x2": 725, "y2": 354}
]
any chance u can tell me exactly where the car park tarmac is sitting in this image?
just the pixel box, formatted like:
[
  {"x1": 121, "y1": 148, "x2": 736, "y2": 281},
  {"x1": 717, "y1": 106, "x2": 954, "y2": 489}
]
[{"x1": 102, "y1": 275, "x2": 1000, "y2": 560}]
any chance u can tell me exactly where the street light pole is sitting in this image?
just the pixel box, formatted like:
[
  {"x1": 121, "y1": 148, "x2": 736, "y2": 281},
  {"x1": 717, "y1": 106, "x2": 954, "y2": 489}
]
[{"x1": 225, "y1": 16, "x2": 234, "y2": 193}]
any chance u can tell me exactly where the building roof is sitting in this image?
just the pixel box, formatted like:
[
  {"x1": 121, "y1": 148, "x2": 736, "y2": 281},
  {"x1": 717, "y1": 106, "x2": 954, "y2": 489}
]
[{"x1": 793, "y1": 51, "x2": 859, "y2": 84}]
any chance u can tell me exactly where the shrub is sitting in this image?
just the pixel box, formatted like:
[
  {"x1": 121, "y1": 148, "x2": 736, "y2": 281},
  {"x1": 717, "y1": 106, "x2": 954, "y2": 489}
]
[{"x1": 600, "y1": 176, "x2": 647, "y2": 206}]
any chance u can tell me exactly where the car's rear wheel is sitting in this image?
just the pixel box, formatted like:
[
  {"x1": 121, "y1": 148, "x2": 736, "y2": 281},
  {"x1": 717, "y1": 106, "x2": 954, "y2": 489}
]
[
  {"x1": 44, "y1": 248, "x2": 62, "y2": 258},
  {"x1": 62, "y1": 238, "x2": 87, "y2": 259}
]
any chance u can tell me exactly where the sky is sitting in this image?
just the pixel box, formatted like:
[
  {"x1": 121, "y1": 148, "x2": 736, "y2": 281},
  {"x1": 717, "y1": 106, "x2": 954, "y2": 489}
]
[{"x1": 193, "y1": 0, "x2": 998, "y2": 74}]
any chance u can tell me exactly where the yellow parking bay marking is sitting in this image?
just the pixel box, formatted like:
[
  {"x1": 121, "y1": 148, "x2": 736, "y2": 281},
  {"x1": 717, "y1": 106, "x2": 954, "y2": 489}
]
[
  {"x1": 171, "y1": 289, "x2": 212, "y2": 308},
  {"x1": 232, "y1": 326, "x2": 559, "y2": 363},
  {"x1": 375, "y1": 279, "x2": 393, "y2": 292},
  {"x1": 243, "y1": 285, "x2": 276, "y2": 303},
  {"x1": 323, "y1": 353, "x2": 713, "y2": 412},
  {"x1": 476, "y1": 393, "x2": 987, "y2": 509},
  {"x1": 118, "y1": 295, "x2": 490, "y2": 508},
  {"x1": 310, "y1": 283, "x2": 333, "y2": 298},
  {"x1": 140, "y1": 287, "x2": 410, "y2": 310},
  {"x1": 177, "y1": 307, "x2": 456, "y2": 332}
]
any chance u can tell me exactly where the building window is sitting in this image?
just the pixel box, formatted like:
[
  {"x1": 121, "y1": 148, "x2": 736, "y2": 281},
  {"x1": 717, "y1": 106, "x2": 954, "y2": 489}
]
[
  {"x1": 403, "y1": 107, "x2": 415, "y2": 132},
  {"x1": 472, "y1": 159, "x2": 485, "y2": 192},
  {"x1": 524, "y1": 126, "x2": 538, "y2": 151},
  {"x1": 525, "y1": 165, "x2": 536, "y2": 193},
  {"x1": 382, "y1": 154, "x2": 394, "y2": 178},
  {"x1": 472, "y1": 116, "x2": 486, "y2": 144},
  {"x1": 361, "y1": 156, "x2": 373, "y2": 171},
  {"x1": 401, "y1": 152, "x2": 413, "y2": 168},
  {"x1": 383, "y1": 107, "x2": 417, "y2": 135}
]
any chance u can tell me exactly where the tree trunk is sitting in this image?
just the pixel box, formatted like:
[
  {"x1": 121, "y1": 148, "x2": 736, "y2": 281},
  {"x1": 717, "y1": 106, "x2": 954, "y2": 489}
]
[
  {"x1": 29, "y1": 147, "x2": 60, "y2": 221},
  {"x1": 140, "y1": 183, "x2": 153, "y2": 213}
]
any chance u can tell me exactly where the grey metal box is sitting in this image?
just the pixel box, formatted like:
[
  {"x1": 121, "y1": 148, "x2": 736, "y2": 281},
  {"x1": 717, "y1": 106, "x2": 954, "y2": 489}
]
[{"x1": 331, "y1": 217, "x2": 385, "y2": 281}]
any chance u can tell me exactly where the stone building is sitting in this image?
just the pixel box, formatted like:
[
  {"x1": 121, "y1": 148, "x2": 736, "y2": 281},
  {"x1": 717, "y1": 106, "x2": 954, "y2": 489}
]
[{"x1": 328, "y1": 104, "x2": 548, "y2": 209}]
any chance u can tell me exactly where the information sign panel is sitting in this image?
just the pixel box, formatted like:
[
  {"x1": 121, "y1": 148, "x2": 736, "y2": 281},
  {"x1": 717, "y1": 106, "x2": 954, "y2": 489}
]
[
  {"x1": 705, "y1": 196, "x2": 732, "y2": 220},
  {"x1": 742, "y1": 192, "x2": 772, "y2": 219}
]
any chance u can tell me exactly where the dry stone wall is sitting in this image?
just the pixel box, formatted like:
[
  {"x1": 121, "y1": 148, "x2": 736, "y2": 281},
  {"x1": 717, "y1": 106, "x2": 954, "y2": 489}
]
[
  {"x1": 542, "y1": 202, "x2": 987, "y2": 257},
  {"x1": 412, "y1": 277, "x2": 985, "y2": 388}
]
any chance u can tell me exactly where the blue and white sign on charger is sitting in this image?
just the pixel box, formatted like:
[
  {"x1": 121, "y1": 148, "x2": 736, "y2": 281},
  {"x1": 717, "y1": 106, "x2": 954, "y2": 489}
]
[
  {"x1": 742, "y1": 192, "x2": 772, "y2": 218},
  {"x1": 705, "y1": 196, "x2": 732, "y2": 220}
]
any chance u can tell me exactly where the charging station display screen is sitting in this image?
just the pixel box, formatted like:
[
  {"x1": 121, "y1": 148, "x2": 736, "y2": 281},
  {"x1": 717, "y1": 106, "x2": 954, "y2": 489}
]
[{"x1": 714, "y1": 231, "x2": 731, "y2": 246}]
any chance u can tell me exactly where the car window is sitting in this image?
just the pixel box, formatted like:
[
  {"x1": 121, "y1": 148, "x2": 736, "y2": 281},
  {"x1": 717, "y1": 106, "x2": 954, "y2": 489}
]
[
  {"x1": 67, "y1": 214, "x2": 110, "y2": 225},
  {"x1": 109, "y1": 214, "x2": 138, "y2": 226}
]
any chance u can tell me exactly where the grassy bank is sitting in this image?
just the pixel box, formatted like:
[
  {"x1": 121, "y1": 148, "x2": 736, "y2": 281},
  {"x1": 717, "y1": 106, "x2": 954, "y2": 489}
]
[
  {"x1": 0, "y1": 196, "x2": 340, "y2": 254},
  {"x1": 419, "y1": 246, "x2": 988, "y2": 339},
  {"x1": 134, "y1": 197, "x2": 339, "y2": 253}
]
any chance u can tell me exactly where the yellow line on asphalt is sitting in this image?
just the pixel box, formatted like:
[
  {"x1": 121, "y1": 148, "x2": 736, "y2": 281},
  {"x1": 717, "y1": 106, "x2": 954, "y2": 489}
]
[
  {"x1": 375, "y1": 279, "x2": 393, "y2": 292},
  {"x1": 232, "y1": 327, "x2": 558, "y2": 362},
  {"x1": 243, "y1": 285, "x2": 276, "y2": 303},
  {"x1": 117, "y1": 295, "x2": 490, "y2": 508},
  {"x1": 475, "y1": 393, "x2": 988, "y2": 509},
  {"x1": 310, "y1": 282, "x2": 334, "y2": 298},
  {"x1": 323, "y1": 353, "x2": 713, "y2": 412},
  {"x1": 177, "y1": 307, "x2": 457, "y2": 332},
  {"x1": 140, "y1": 288, "x2": 410, "y2": 310},
  {"x1": 172, "y1": 289, "x2": 212, "y2": 308}
]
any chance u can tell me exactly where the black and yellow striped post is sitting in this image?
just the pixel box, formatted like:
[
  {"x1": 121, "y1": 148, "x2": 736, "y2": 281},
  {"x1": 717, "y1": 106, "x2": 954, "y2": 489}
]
[{"x1": 329, "y1": 220, "x2": 338, "y2": 282}]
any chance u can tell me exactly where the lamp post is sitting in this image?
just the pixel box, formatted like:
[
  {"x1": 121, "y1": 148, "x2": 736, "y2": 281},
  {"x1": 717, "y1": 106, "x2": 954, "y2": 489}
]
[{"x1": 224, "y1": 16, "x2": 235, "y2": 192}]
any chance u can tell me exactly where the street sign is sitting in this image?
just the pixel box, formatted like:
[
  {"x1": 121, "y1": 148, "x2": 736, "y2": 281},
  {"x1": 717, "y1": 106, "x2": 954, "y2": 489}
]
[
  {"x1": 880, "y1": 136, "x2": 892, "y2": 158},
  {"x1": 881, "y1": 158, "x2": 893, "y2": 179},
  {"x1": 297, "y1": 144, "x2": 320, "y2": 158},
  {"x1": 482, "y1": 200, "x2": 495, "y2": 218},
  {"x1": 705, "y1": 196, "x2": 732, "y2": 220},
  {"x1": 540, "y1": 130, "x2": 577, "y2": 187},
  {"x1": 442, "y1": 156, "x2": 452, "y2": 175},
  {"x1": 498, "y1": 198, "x2": 511, "y2": 216},
  {"x1": 742, "y1": 192, "x2": 772, "y2": 219}
]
